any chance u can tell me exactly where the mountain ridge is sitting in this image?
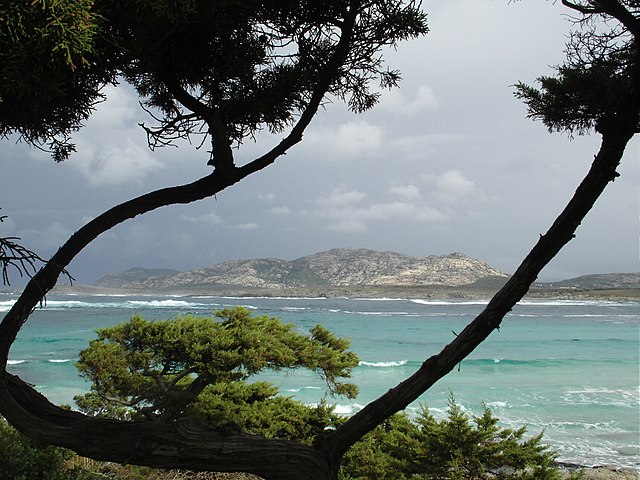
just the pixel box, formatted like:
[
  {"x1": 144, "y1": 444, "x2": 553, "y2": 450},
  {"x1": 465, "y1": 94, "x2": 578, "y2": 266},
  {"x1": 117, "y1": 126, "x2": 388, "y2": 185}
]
[
  {"x1": 95, "y1": 248, "x2": 507, "y2": 291},
  {"x1": 92, "y1": 249, "x2": 640, "y2": 296}
]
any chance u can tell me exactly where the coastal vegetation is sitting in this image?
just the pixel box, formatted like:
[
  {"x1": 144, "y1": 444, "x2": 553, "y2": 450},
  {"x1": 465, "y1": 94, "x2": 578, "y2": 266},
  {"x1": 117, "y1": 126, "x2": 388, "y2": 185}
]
[
  {"x1": 0, "y1": 1, "x2": 638, "y2": 479},
  {"x1": 73, "y1": 306, "x2": 356, "y2": 440},
  {"x1": 1, "y1": 396, "x2": 577, "y2": 480}
]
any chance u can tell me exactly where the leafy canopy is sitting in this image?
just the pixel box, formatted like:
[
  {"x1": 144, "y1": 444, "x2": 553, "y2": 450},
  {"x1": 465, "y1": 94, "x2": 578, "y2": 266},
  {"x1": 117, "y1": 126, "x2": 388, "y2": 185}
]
[
  {"x1": 515, "y1": 1, "x2": 640, "y2": 136},
  {"x1": 74, "y1": 307, "x2": 358, "y2": 437},
  {"x1": 0, "y1": 0, "x2": 114, "y2": 161},
  {"x1": 0, "y1": 0, "x2": 428, "y2": 161}
]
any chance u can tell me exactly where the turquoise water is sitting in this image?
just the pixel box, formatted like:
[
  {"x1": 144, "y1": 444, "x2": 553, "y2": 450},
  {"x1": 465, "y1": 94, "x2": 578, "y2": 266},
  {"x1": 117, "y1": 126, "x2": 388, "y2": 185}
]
[{"x1": 2, "y1": 293, "x2": 638, "y2": 468}]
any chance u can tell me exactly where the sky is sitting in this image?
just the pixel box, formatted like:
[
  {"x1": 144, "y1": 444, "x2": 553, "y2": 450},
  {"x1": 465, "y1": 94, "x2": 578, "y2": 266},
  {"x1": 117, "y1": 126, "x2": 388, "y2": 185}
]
[{"x1": 1, "y1": 1, "x2": 638, "y2": 287}]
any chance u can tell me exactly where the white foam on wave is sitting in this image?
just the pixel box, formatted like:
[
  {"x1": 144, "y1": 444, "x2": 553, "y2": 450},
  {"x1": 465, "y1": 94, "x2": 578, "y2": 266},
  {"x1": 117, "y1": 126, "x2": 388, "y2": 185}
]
[
  {"x1": 0, "y1": 299, "x2": 16, "y2": 312},
  {"x1": 411, "y1": 299, "x2": 488, "y2": 306},
  {"x1": 36, "y1": 300, "x2": 122, "y2": 310},
  {"x1": 561, "y1": 386, "x2": 640, "y2": 408},
  {"x1": 485, "y1": 400, "x2": 509, "y2": 409},
  {"x1": 220, "y1": 296, "x2": 327, "y2": 301},
  {"x1": 48, "y1": 359, "x2": 75, "y2": 363},
  {"x1": 284, "y1": 386, "x2": 322, "y2": 393},
  {"x1": 359, "y1": 360, "x2": 408, "y2": 368},
  {"x1": 126, "y1": 299, "x2": 205, "y2": 308},
  {"x1": 7, "y1": 359, "x2": 26, "y2": 365},
  {"x1": 343, "y1": 310, "x2": 418, "y2": 317},
  {"x1": 333, "y1": 403, "x2": 365, "y2": 416},
  {"x1": 35, "y1": 297, "x2": 220, "y2": 310},
  {"x1": 353, "y1": 297, "x2": 407, "y2": 302},
  {"x1": 516, "y1": 299, "x2": 630, "y2": 307}
]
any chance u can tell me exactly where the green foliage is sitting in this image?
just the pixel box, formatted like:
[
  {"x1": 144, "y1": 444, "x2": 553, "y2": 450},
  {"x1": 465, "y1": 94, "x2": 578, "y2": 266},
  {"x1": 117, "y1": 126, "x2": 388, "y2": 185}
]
[
  {"x1": 514, "y1": 11, "x2": 639, "y2": 136},
  {"x1": 0, "y1": 0, "x2": 427, "y2": 161},
  {"x1": 340, "y1": 394, "x2": 574, "y2": 480},
  {"x1": 340, "y1": 413, "x2": 422, "y2": 480},
  {"x1": 514, "y1": 53, "x2": 635, "y2": 136},
  {"x1": 0, "y1": 0, "x2": 114, "y2": 161},
  {"x1": 75, "y1": 307, "x2": 358, "y2": 440},
  {"x1": 195, "y1": 382, "x2": 340, "y2": 441},
  {"x1": 0, "y1": 416, "x2": 87, "y2": 480}
]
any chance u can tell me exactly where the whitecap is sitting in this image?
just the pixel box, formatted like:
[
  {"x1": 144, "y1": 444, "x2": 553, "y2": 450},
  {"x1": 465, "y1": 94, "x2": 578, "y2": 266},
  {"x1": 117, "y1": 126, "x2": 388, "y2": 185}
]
[
  {"x1": 284, "y1": 386, "x2": 322, "y2": 393},
  {"x1": 359, "y1": 360, "x2": 408, "y2": 368},
  {"x1": 411, "y1": 299, "x2": 488, "y2": 306},
  {"x1": 0, "y1": 300, "x2": 16, "y2": 312},
  {"x1": 485, "y1": 400, "x2": 509, "y2": 409},
  {"x1": 125, "y1": 299, "x2": 204, "y2": 308},
  {"x1": 48, "y1": 359, "x2": 75, "y2": 363},
  {"x1": 7, "y1": 359, "x2": 26, "y2": 365},
  {"x1": 353, "y1": 297, "x2": 408, "y2": 302},
  {"x1": 333, "y1": 403, "x2": 365, "y2": 416}
]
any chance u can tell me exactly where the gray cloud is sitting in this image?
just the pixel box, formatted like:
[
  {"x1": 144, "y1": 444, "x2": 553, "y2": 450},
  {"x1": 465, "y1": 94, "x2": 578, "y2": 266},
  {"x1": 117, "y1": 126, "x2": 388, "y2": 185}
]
[{"x1": 1, "y1": 2, "x2": 638, "y2": 285}]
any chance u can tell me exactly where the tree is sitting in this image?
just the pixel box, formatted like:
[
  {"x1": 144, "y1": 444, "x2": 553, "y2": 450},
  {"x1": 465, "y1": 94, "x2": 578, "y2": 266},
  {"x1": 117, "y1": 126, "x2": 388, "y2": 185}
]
[
  {"x1": 73, "y1": 307, "x2": 357, "y2": 440},
  {"x1": 0, "y1": 1, "x2": 638, "y2": 479}
]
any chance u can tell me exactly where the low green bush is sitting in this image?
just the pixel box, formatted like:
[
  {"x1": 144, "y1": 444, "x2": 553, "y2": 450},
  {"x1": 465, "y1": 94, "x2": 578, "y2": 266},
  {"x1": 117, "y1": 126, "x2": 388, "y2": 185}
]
[
  {"x1": 340, "y1": 394, "x2": 578, "y2": 480},
  {"x1": 0, "y1": 417, "x2": 95, "y2": 480}
]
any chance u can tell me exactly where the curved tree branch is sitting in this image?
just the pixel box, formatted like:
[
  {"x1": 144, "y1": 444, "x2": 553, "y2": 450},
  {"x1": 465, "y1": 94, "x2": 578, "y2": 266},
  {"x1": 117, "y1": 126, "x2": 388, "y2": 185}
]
[
  {"x1": 323, "y1": 109, "x2": 639, "y2": 459},
  {"x1": 593, "y1": 1, "x2": 640, "y2": 38}
]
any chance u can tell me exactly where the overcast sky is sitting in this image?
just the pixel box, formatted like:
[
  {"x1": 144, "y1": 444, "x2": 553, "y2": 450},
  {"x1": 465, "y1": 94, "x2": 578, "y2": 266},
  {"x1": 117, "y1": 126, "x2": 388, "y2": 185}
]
[{"x1": 1, "y1": 1, "x2": 638, "y2": 287}]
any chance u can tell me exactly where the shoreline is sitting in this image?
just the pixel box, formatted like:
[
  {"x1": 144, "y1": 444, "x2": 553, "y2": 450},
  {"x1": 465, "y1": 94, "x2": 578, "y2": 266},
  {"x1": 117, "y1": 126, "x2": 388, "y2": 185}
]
[
  {"x1": 42, "y1": 283, "x2": 640, "y2": 303},
  {"x1": 558, "y1": 465, "x2": 639, "y2": 480}
]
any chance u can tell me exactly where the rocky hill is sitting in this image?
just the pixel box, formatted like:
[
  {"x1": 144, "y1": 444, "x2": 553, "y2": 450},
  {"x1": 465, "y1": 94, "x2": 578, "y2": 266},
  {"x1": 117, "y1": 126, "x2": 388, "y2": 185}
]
[
  {"x1": 540, "y1": 272, "x2": 640, "y2": 290},
  {"x1": 94, "y1": 249, "x2": 508, "y2": 291},
  {"x1": 94, "y1": 267, "x2": 181, "y2": 288}
]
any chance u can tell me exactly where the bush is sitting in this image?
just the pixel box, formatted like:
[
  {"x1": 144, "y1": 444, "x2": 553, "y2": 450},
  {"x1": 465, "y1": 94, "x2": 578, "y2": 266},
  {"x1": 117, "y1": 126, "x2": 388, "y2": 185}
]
[
  {"x1": 340, "y1": 394, "x2": 576, "y2": 480},
  {"x1": 0, "y1": 417, "x2": 95, "y2": 480}
]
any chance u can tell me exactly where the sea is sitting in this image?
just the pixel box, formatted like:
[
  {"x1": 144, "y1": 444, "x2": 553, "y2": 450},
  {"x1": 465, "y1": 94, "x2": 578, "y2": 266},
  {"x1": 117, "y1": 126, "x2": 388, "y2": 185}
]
[{"x1": 1, "y1": 292, "x2": 638, "y2": 469}]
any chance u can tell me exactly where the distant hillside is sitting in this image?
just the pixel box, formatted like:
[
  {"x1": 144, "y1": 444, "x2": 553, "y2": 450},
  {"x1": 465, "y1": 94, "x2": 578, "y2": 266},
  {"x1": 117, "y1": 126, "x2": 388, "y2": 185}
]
[
  {"x1": 94, "y1": 249, "x2": 507, "y2": 291},
  {"x1": 542, "y1": 272, "x2": 640, "y2": 290},
  {"x1": 95, "y1": 267, "x2": 181, "y2": 289}
]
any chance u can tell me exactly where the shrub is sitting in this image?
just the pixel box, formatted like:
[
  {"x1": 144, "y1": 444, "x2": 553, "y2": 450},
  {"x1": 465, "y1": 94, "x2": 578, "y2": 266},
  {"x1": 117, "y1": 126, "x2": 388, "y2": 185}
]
[
  {"x1": 340, "y1": 394, "x2": 576, "y2": 480},
  {"x1": 0, "y1": 417, "x2": 94, "y2": 480}
]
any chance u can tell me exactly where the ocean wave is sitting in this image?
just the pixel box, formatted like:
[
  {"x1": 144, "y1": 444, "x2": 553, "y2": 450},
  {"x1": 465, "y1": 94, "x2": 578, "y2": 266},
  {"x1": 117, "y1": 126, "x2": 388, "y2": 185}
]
[
  {"x1": 125, "y1": 299, "x2": 209, "y2": 308},
  {"x1": 461, "y1": 357, "x2": 581, "y2": 368},
  {"x1": 353, "y1": 297, "x2": 408, "y2": 302},
  {"x1": 30, "y1": 298, "x2": 217, "y2": 310},
  {"x1": 7, "y1": 359, "x2": 26, "y2": 365},
  {"x1": 341, "y1": 310, "x2": 420, "y2": 317},
  {"x1": 411, "y1": 299, "x2": 488, "y2": 306},
  {"x1": 359, "y1": 360, "x2": 409, "y2": 368},
  {"x1": 284, "y1": 386, "x2": 323, "y2": 393},
  {"x1": 47, "y1": 359, "x2": 75, "y2": 363},
  {"x1": 219, "y1": 296, "x2": 328, "y2": 301},
  {"x1": 0, "y1": 300, "x2": 16, "y2": 312},
  {"x1": 333, "y1": 403, "x2": 365, "y2": 416},
  {"x1": 561, "y1": 387, "x2": 639, "y2": 408}
]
